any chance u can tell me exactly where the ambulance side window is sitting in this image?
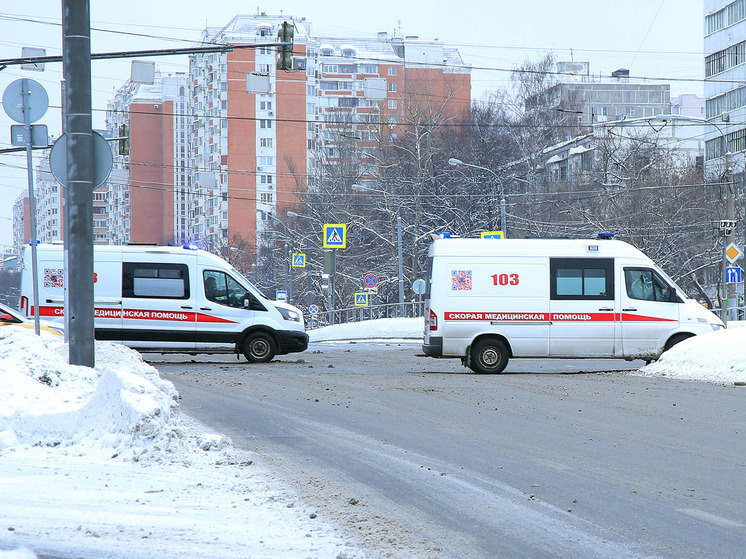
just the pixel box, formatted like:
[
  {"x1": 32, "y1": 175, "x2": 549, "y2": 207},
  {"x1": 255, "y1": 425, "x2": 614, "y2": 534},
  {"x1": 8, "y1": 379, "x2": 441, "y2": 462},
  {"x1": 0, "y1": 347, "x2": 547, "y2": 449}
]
[
  {"x1": 550, "y1": 258, "x2": 614, "y2": 300},
  {"x1": 122, "y1": 263, "x2": 190, "y2": 299},
  {"x1": 203, "y1": 270, "x2": 251, "y2": 309},
  {"x1": 624, "y1": 268, "x2": 673, "y2": 302}
]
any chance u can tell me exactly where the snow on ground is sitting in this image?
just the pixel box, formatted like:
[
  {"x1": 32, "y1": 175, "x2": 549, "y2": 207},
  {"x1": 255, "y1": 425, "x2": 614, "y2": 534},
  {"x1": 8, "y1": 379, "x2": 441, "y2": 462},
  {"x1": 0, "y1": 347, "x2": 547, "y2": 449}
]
[
  {"x1": 0, "y1": 328, "x2": 361, "y2": 559},
  {"x1": 308, "y1": 317, "x2": 423, "y2": 342},
  {"x1": 2, "y1": 316, "x2": 745, "y2": 558}
]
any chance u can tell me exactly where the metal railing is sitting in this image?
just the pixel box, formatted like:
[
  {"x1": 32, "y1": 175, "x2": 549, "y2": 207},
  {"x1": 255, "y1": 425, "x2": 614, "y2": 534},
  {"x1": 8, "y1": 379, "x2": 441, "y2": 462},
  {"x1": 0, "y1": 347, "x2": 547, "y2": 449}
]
[
  {"x1": 305, "y1": 300, "x2": 424, "y2": 330},
  {"x1": 713, "y1": 305, "x2": 746, "y2": 323}
]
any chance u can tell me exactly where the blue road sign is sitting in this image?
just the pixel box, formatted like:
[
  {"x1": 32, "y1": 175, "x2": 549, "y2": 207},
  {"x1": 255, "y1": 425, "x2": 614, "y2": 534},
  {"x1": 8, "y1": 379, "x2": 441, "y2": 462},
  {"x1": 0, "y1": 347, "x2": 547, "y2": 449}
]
[
  {"x1": 354, "y1": 293, "x2": 369, "y2": 306},
  {"x1": 292, "y1": 253, "x2": 306, "y2": 267},
  {"x1": 309, "y1": 304, "x2": 319, "y2": 314},
  {"x1": 323, "y1": 224, "x2": 347, "y2": 248},
  {"x1": 726, "y1": 266, "x2": 742, "y2": 284},
  {"x1": 364, "y1": 273, "x2": 378, "y2": 288}
]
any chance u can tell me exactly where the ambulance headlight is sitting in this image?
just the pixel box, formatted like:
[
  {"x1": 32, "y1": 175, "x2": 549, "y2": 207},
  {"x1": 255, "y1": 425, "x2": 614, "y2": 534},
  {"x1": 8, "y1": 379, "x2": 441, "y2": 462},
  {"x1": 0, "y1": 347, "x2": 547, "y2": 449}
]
[
  {"x1": 276, "y1": 306, "x2": 301, "y2": 322},
  {"x1": 711, "y1": 322, "x2": 725, "y2": 331}
]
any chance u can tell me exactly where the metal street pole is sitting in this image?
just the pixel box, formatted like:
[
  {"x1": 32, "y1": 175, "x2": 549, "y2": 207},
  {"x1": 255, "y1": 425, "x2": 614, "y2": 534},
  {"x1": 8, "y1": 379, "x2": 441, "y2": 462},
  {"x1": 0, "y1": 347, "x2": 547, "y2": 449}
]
[
  {"x1": 21, "y1": 79, "x2": 40, "y2": 335},
  {"x1": 285, "y1": 242, "x2": 292, "y2": 304},
  {"x1": 63, "y1": 0, "x2": 95, "y2": 367},
  {"x1": 725, "y1": 151, "x2": 736, "y2": 320},
  {"x1": 397, "y1": 209, "x2": 404, "y2": 316}
]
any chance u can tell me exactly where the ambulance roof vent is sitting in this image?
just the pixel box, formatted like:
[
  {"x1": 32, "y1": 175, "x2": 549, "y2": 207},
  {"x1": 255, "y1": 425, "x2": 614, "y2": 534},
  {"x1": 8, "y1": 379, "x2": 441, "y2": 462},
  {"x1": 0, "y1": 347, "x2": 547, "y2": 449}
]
[{"x1": 597, "y1": 232, "x2": 614, "y2": 239}]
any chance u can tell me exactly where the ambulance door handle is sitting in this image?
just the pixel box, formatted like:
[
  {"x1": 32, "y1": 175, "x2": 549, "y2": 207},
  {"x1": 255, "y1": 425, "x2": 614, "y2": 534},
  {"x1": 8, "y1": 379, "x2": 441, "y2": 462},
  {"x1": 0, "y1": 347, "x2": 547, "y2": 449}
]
[
  {"x1": 598, "y1": 307, "x2": 613, "y2": 312},
  {"x1": 181, "y1": 305, "x2": 192, "y2": 309},
  {"x1": 623, "y1": 307, "x2": 637, "y2": 312},
  {"x1": 200, "y1": 306, "x2": 212, "y2": 311}
]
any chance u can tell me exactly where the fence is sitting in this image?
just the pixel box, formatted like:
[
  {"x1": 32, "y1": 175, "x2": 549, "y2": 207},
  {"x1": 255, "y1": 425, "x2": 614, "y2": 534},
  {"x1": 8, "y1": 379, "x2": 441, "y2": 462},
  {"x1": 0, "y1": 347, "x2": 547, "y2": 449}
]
[
  {"x1": 713, "y1": 305, "x2": 746, "y2": 323},
  {"x1": 305, "y1": 300, "x2": 424, "y2": 330}
]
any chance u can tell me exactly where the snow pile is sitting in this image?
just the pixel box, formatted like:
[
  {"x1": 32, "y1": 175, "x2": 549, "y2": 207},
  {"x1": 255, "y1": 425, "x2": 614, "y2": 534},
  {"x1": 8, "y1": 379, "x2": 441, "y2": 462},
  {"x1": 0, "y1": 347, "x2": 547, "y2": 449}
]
[
  {"x1": 0, "y1": 328, "x2": 359, "y2": 558},
  {"x1": 640, "y1": 327, "x2": 746, "y2": 384},
  {"x1": 0, "y1": 328, "x2": 188, "y2": 463},
  {"x1": 309, "y1": 316, "x2": 423, "y2": 342}
]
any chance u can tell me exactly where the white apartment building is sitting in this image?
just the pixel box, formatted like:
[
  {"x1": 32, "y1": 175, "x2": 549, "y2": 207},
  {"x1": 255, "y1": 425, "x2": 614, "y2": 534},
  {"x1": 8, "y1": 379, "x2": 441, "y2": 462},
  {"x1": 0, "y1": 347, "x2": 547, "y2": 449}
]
[{"x1": 704, "y1": 0, "x2": 746, "y2": 170}]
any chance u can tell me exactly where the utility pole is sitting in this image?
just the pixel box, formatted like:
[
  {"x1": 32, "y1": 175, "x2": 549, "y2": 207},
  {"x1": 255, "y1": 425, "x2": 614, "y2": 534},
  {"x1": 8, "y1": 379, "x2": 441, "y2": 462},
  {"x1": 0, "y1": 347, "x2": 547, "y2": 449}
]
[
  {"x1": 725, "y1": 151, "x2": 736, "y2": 320},
  {"x1": 63, "y1": 0, "x2": 95, "y2": 367}
]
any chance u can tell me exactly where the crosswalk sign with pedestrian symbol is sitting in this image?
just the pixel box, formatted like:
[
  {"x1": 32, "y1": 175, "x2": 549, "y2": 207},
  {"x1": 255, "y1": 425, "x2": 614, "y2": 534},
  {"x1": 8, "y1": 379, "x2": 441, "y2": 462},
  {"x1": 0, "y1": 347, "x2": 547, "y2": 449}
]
[
  {"x1": 323, "y1": 224, "x2": 347, "y2": 248},
  {"x1": 354, "y1": 293, "x2": 369, "y2": 306},
  {"x1": 292, "y1": 253, "x2": 306, "y2": 267}
]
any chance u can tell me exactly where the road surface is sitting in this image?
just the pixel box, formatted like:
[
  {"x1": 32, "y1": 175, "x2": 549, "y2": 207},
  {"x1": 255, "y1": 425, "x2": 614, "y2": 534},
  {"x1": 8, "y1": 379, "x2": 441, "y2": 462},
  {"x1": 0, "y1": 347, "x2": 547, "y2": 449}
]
[{"x1": 153, "y1": 342, "x2": 746, "y2": 558}]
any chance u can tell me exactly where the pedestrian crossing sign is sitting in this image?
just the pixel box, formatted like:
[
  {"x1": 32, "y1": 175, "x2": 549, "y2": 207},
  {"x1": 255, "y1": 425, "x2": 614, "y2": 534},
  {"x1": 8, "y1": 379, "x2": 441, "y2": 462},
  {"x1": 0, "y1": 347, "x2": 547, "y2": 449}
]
[
  {"x1": 354, "y1": 292, "x2": 369, "y2": 306},
  {"x1": 292, "y1": 253, "x2": 306, "y2": 267},
  {"x1": 323, "y1": 224, "x2": 347, "y2": 248}
]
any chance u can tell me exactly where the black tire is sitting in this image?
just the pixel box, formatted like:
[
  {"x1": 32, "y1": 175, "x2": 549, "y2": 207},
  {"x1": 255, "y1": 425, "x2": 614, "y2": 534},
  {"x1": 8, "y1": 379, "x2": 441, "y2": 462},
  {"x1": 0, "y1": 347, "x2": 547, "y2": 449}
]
[
  {"x1": 469, "y1": 338, "x2": 509, "y2": 374},
  {"x1": 242, "y1": 331, "x2": 277, "y2": 363},
  {"x1": 663, "y1": 333, "x2": 693, "y2": 352}
]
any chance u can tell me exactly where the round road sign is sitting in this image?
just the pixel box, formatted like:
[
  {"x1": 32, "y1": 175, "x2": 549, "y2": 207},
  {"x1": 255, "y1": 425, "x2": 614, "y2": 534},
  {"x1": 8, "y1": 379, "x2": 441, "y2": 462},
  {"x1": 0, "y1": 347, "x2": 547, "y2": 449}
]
[
  {"x1": 49, "y1": 131, "x2": 114, "y2": 188},
  {"x1": 364, "y1": 273, "x2": 378, "y2": 288},
  {"x1": 412, "y1": 278, "x2": 426, "y2": 295},
  {"x1": 2, "y1": 78, "x2": 48, "y2": 123},
  {"x1": 309, "y1": 304, "x2": 319, "y2": 314}
]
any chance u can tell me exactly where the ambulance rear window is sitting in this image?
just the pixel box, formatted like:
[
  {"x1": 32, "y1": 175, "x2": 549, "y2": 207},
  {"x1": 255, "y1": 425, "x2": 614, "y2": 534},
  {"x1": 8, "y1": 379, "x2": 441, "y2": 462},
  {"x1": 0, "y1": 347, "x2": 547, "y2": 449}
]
[{"x1": 122, "y1": 262, "x2": 190, "y2": 299}]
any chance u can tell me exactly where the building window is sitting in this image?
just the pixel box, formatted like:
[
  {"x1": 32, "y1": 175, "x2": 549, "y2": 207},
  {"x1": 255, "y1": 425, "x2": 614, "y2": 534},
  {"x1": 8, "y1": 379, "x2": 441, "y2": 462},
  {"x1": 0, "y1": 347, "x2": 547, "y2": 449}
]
[
  {"x1": 388, "y1": 99, "x2": 397, "y2": 110},
  {"x1": 260, "y1": 193, "x2": 273, "y2": 203},
  {"x1": 388, "y1": 66, "x2": 397, "y2": 76},
  {"x1": 260, "y1": 101, "x2": 272, "y2": 111},
  {"x1": 388, "y1": 82, "x2": 397, "y2": 92},
  {"x1": 260, "y1": 175, "x2": 273, "y2": 184},
  {"x1": 260, "y1": 138, "x2": 273, "y2": 148},
  {"x1": 259, "y1": 119, "x2": 272, "y2": 129}
]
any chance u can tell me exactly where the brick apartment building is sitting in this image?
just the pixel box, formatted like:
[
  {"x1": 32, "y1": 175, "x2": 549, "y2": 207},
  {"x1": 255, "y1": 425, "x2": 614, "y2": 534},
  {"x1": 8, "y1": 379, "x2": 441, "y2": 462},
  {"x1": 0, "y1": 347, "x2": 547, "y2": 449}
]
[{"x1": 14, "y1": 13, "x2": 470, "y2": 260}]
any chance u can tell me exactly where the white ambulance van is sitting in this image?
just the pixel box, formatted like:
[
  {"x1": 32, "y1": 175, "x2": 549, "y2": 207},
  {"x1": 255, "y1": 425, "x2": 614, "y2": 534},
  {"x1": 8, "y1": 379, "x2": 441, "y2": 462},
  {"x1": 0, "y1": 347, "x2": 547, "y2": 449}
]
[
  {"x1": 20, "y1": 243, "x2": 308, "y2": 362},
  {"x1": 422, "y1": 237, "x2": 724, "y2": 373}
]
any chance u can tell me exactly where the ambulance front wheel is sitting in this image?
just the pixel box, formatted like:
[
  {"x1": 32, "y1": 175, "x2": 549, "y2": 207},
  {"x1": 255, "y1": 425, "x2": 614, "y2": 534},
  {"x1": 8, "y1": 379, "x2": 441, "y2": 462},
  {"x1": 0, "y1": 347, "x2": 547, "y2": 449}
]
[
  {"x1": 469, "y1": 338, "x2": 509, "y2": 374},
  {"x1": 242, "y1": 331, "x2": 277, "y2": 363}
]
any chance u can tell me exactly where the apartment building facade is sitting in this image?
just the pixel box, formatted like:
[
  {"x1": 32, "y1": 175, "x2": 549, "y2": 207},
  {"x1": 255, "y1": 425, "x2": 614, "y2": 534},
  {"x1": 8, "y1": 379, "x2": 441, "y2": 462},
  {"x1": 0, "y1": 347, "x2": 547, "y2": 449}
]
[
  {"x1": 704, "y1": 0, "x2": 746, "y2": 169},
  {"x1": 105, "y1": 72, "x2": 189, "y2": 245},
  {"x1": 186, "y1": 14, "x2": 470, "y2": 253},
  {"x1": 530, "y1": 62, "x2": 671, "y2": 129}
]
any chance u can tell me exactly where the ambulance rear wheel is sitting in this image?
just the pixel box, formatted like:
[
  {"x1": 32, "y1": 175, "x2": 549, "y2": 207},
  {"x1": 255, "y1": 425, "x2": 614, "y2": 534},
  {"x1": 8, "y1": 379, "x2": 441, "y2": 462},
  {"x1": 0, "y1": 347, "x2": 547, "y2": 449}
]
[
  {"x1": 242, "y1": 332, "x2": 277, "y2": 363},
  {"x1": 470, "y1": 338, "x2": 509, "y2": 374}
]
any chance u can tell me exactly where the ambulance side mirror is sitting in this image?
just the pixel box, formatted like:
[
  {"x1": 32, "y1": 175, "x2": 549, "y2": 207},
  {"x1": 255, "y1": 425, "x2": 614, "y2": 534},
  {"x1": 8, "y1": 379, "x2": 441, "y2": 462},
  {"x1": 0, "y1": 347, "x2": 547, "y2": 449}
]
[{"x1": 243, "y1": 292, "x2": 266, "y2": 311}]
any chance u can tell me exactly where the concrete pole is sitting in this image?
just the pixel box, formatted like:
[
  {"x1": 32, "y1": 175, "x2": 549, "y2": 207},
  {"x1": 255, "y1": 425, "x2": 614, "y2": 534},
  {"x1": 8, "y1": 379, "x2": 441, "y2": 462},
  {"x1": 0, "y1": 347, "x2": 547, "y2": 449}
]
[{"x1": 63, "y1": 0, "x2": 95, "y2": 367}]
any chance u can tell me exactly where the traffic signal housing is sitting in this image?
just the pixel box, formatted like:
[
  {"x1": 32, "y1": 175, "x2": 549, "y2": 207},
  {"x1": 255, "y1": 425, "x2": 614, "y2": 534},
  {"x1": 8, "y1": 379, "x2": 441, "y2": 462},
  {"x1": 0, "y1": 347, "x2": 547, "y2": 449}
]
[{"x1": 276, "y1": 21, "x2": 294, "y2": 71}]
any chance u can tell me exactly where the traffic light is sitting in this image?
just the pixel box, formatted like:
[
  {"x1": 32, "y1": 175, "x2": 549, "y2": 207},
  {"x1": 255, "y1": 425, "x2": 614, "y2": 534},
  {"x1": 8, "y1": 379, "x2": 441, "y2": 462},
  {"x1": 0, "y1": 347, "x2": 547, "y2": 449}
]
[
  {"x1": 276, "y1": 21, "x2": 294, "y2": 71},
  {"x1": 118, "y1": 124, "x2": 130, "y2": 156}
]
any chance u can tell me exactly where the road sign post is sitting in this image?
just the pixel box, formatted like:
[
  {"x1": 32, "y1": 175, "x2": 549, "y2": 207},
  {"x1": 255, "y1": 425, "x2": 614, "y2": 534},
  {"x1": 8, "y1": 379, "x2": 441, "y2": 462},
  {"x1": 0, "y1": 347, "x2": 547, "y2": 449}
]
[{"x1": 3, "y1": 78, "x2": 49, "y2": 336}]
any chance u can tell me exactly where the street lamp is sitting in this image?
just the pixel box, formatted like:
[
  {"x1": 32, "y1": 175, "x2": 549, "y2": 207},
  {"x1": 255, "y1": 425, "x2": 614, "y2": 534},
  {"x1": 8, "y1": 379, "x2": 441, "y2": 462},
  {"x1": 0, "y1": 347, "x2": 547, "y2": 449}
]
[
  {"x1": 652, "y1": 114, "x2": 738, "y2": 320},
  {"x1": 351, "y1": 184, "x2": 405, "y2": 315},
  {"x1": 448, "y1": 157, "x2": 507, "y2": 236},
  {"x1": 254, "y1": 208, "x2": 290, "y2": 302}
]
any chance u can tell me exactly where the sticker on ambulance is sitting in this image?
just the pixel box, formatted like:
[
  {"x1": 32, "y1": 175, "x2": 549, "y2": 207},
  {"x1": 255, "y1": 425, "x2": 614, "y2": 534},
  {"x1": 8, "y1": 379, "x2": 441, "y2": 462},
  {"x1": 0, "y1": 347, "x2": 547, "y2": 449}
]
[
  {"x1": 44, "y1": 269, "x2": 64, "y2": 288},
  {"x1": 451, "y1": 270, "x2": 472, "y2": 291}
]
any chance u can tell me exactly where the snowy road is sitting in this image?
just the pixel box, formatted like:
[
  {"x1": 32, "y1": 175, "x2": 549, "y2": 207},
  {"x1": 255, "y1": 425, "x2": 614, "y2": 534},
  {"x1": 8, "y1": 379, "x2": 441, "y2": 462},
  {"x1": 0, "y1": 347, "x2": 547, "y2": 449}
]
[{"x1": 155, "y1": 342, "x2": 746, "y2": 559}]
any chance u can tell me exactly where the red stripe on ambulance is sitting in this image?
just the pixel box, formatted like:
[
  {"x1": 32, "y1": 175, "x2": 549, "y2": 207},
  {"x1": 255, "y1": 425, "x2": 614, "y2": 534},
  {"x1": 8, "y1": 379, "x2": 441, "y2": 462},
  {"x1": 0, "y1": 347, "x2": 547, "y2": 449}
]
[{"x1": 444, "y1": 311, "x2": 675, "y2": 322}]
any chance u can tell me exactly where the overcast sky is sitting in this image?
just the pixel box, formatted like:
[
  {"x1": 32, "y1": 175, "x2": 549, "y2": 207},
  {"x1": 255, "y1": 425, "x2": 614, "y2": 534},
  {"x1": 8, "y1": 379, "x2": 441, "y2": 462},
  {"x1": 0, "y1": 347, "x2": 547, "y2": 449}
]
[{"x1": 0, "y1": 0, "x2": 705, "y2": 249}]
